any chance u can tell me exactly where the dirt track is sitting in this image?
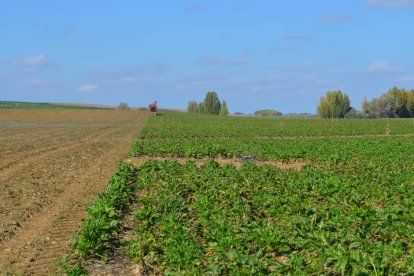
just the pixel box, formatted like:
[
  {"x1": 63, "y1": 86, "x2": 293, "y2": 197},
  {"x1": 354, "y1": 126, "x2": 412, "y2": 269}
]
[
  {"x1": 125, "y1": 156, "x2": 305, "y2": 171},
  {"x1": 0, "y1": 110, "x2": 147, "y2": 275}
]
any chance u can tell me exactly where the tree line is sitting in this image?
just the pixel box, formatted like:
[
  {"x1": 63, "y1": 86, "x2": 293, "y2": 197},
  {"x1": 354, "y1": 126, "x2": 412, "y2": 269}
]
[
  {"x1": 317, "y1": 87, "x2": 414, "y2": 118},
  {"x1": 187, "y1": 92, "x2": 229, "y2": 116}
]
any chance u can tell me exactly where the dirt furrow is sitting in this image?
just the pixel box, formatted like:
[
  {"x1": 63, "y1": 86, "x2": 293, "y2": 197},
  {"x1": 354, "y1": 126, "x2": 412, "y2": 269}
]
[
  {"x1": 0, "y1": 125, "x2": 120, "y2": 184},
  {"x1": 0, "y1": 127, "x2": 128, "y2": 241},
  {"x1": 0, "y1": 110, "x2": 147, "y2": 275}
]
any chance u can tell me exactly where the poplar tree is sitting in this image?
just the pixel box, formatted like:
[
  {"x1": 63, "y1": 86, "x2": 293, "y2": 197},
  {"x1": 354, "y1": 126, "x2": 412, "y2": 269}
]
[
  {"x1": 219, "y1": 100, "x2": 229, "y2": 116},
  {"x1": 362, "y1": 97, "x2": 369, "y2": 114},
  {"x1": 317, "y1": 90, "x2": 351, "y2": 118},
  {"x1": 203, "y1": 92, "x2": 221, "y2": 115},
  {"x1": 187, "y1": 101, "x2": 198, "y2": 113}
]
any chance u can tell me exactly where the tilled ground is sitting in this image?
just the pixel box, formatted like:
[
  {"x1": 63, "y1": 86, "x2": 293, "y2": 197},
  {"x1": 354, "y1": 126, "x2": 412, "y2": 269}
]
[{"x1": 0, "y1": 110, "x2": 147, "y2": 275}]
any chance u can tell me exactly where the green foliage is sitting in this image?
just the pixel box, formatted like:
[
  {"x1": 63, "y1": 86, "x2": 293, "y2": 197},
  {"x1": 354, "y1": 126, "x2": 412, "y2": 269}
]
[
  {"x1": 128, "y1": 160, "x2": 414, "y2": 274},
  {"x1": 117, "y1": 102, "x2": 130, "y2": 110},
  {"x1": 361, "y1": 97, "x2": 368, "y2": 114},
  {"x1": 254, "y1": 109, "x2": 282, "y2": 116},
  {"x1": 387, "y1": 87, "x2": 409, "y2": 118},
  {"x1": 187, "y1": 101, "x2": 198, "y2": 113},
  {"x1": 203, "y1": 91, "x2": 221, "y2": 115},
  {"x1": 73, "y1": 163, "x2": 138, "y2": 258},
  {"x1": 187, "y1": 92, "x2": 228, "y2": 115},
  {"x1": 0, "y1": 101, "x2": 109, "y2": 109},
  {"x1": 367, "y1": 93, "x2": 397, "y2": 118},
  {"x1": 127, "y1": 112, "x2": 414, "y2": 274},
  {"x1": 219, "y1": 100, "x2": 229, "y2": 116},
  {"x1": 408, "y1": 91, "x2": 414, "y2": 117},
  {"x1": 198, "y1": 102, "x2": 205, "y2": 114},
  {"x1": 134, "y1": 113, "x2": 414, "y2": 140},
  {"x1": 365, "y1": 87, "x2": 414, "y2": 118},
  {"x1": 317, "y1": 91, "x2": 351, "y2": 118},
  {"x1": 63, "y1": 263, "x2": 88, "y2": 276}
]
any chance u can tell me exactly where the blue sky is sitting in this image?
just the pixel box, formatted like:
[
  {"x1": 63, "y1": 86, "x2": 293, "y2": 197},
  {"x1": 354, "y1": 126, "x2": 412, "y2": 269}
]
[{"x1": 1, "y1": 0, "x2": 414, "y2": 113}]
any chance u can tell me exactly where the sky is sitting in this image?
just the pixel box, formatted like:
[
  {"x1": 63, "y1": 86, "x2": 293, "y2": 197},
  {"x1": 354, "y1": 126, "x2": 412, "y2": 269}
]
[{"x1": 1, "y1": 0, "x2": 414, "y2": 114}]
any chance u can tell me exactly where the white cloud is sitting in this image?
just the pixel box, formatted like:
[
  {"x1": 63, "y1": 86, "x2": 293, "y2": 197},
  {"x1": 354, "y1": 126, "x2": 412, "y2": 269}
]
[
  {"x1": 87, "y1": 63, "x2": 169, "y2": 81},
  {"x1": 185, "y1": 4, "x2": 205, "y2": 12},
  {"x1": 368, "y1": 61, "x2": 402, "y2": 74},
  {"x1": 399, "y1": 76, "x2": 414, "y2": 82},
  {"x1": 24, "y1": 79, "x2": 42, "y2": 86},
  {"x1": 300, "y1": 75, "x2": 332, "y2": 86},
  {"x1": 64, "y1": 22, "x2": 77, "y2": 35},
  {"x1": 78, "y1": 84, "x2": 98, "y2": 92},
  {"x1": 289, "y1": 63, "x2": 317, "y2": 71},
  {"x1": 10, "y1": 54, "x2": 46, "y2": 66},
  {"x1": 120, "y1": 77, "x2": 138, "y2": 84},
  {"x1": 269, "y1": 45, "x2": 295, "y2": 53},
  {"x1": 258, "y1": 75, "x2": 287, "y2": 82},
  {"x1": 367, "y1": 0, "x2": 414, "y2": 8},
  {"x1": 199, "y1": 56, "x2": 248, "y2": 66},
  {"x1": 321, "y1": 13, "x2": 353, "y2": 23},
  {"x1": 284, "y1": 34, "x2": 314, "y2": 42}
]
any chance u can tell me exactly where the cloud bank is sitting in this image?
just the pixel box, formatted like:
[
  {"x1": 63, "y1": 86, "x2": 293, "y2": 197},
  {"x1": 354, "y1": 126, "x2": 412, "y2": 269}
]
[
  {"x1": 10, "y1": 54, "x2": 46, "y2": 66},
  {"x1": 78, "y1": 84, "x2": 98, "y2": 92},
  {"x1": 199, "y1": 56, "x2": 248, "y2": 66},
  {"x1": 367, "y1": 0, "x2": 414, "y2": 8},
  {"x1": 368, "y1": 61, "x2": 402, "y2": 74}
]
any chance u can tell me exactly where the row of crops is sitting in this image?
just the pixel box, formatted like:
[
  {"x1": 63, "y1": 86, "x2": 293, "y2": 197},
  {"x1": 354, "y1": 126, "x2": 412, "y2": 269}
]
[
  {"x1": 140, "y1": 113, "x2": 414, "y2": 138},
  {"x1": 68, "y1": 113, "x2": 414, "y2": 274}
]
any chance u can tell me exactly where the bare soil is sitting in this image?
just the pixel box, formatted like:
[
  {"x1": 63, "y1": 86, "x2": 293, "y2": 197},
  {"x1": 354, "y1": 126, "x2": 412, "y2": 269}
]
[
  {"x1": 87, "y1": 196, "x2": 143, "y2": 276},
  {"x1": 0, "y1": 110, "x2": 147, "y2": 275},
  {"x1": 125, "y1": 156, "x2": 305, "y2": 171}
]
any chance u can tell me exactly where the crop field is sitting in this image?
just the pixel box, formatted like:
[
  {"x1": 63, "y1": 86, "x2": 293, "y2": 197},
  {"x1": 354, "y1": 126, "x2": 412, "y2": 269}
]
[
  {"x1": 0, "y1": 109, "x2": 147, "y2": 275},
  {"x1": 68, "y1": 113, "x2": 414, "y2": 275}
]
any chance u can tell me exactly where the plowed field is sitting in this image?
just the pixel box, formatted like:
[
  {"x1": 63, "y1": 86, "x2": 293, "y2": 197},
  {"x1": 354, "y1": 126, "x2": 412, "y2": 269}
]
[{"x1": 0, "y1": 109, "x2": 147, "y2": 275}]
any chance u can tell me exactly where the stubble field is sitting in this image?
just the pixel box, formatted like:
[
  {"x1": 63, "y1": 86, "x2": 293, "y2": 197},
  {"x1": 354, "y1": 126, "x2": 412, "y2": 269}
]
[{"x1": 0, "y1": 109, "x2": 147, "y2": 275}]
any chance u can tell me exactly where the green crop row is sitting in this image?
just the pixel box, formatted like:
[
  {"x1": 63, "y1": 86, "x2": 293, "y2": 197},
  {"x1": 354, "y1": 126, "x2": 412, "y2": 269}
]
[
  {"x1": 124, "y1": 113, "x2": 414, "y2": 274},
  {"x1": 64, "y1": 163, "x2": 138, "y2": 275},
  {"x1": 126, "y1": 160, "x2": 414, "y2": 274},
  {"x1": 73, "y1": 163, "x2": 138, "y2": 258},
  {"x1": 131, "y1": 136, "x2": 414, "y2": 166},
  {"x1": 140, "y1": 113, "x2": 414, "y2": 138}
]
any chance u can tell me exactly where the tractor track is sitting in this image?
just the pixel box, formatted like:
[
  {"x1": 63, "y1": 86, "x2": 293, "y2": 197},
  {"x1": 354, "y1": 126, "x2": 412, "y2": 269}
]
[
  {"x1": 0, "y1": 126, "x2": 127, "y2": 243},
  {"x1": 0, "y1": 110, "x2": 147, "y2": 275}
]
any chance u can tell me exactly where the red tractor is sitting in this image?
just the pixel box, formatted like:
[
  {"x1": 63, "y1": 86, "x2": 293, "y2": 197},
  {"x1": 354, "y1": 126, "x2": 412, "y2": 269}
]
[{"x1": 148, "y1": 101, "x2": 158, "y2": 116}]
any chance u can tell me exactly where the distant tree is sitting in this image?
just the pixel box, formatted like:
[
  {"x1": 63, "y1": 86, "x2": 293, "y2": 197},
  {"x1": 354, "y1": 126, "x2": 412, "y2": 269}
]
[
  {"x1": 118, "y1": 102, "x2": 130, "y2": 110},
  {"x1": 362, "y1": 97, "x2": 369, "y2": 114},
  {"x1": 284, "y1": 112, "x2": 314, "y2": 117},
  {"x1": 344, "y1": 108, "x2": 368, "y2": 119},
  {"x1": 407, "y1": 90, "x2": 414, "y2": 117},
  {"x1": 219, "y1": 100, "x2": 229, "y2": 116},
  {"x1": 187, "y1": 101, "x2": 198, "y2": 113},
  {"x1": 233, "y1": 112, "x2": 244, "y2": 116},
  {"x1": 367, "y1": 93, "x2": 397, "y2": 118},
  {"x1": 254, "y1": 109, "x2": 283, "y2": 116},
  {"x1": 344, "y1": 108, "x2": 358, "y2": 119},
  {"x1": 203, "y1": 92, "x2": 221, "y2": 115},
  {"x1": 317, "y1": 90, "x2": 351, "y2": 118},
  {"x1": 187, "y1": 92, "x2": 228, "y2": 115},
  {"x1": 198, "y1": 102, "x2": 205, "y2": 114},
  {"x1": 387, "y1": 87, "x2": 409, "y2": 117}
]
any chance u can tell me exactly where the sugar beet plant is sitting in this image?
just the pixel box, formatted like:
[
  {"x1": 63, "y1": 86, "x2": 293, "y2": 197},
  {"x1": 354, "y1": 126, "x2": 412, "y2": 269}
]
[
  {"x1": 73, "y1": 163, "x2": 138, "y2": 258},
  {"x1": 125, "y1": 113, "x2": 414, "y2": 274},
  {"x1": 126, "y1": 160, "x2": 413, "y2": 274}
]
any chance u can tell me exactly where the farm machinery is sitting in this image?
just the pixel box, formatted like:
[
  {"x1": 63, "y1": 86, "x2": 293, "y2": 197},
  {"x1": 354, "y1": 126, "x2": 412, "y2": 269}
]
[{"x1": 149, "y1": 101, "x2": 158, "y2": 116}]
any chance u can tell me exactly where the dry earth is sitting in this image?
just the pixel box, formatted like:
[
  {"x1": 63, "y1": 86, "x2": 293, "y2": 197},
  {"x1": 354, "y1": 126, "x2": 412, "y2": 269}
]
[
  {"x1": 125, "y1": 156, "x2": 305, "y2": 171},
  {"x1": 0, "y1": 110, "x2": 147, "y2": 275}
]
